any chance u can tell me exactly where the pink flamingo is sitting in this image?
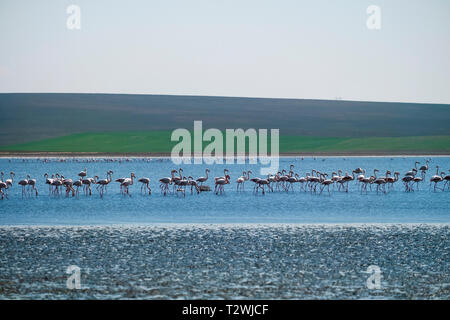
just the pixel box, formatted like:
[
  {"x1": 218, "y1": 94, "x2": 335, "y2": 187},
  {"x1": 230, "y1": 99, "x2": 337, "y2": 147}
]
[
  {"x1": 177, "y1": 176, "x2": 189, "y2": 197},
  {"x1": 430, "y1": 166, "x2": 444, "y2": 192},
  {"x1": 196, "y1": 169, "x2": 210, "y2": 186},
  {"x1": 236, "y1": 171, "x2": 247, "y2": 192},
  {"x1": 18, "y1": 175, "x2": 29, "y2": 198},
  {"x1": 443, "y1": 170, "x2": 450, "y2": 190},
  {"x1": 256, "y1": 176, "x2": 272, "y2": 195},
  {"x1": 372, "y1": 169, "x2": 386, "y2": 194},
  {"x1": 78, "y1": 168, "x2": 87, "y2": 180},
  {"x1": 159, "y1": 170, "x2": 176, "y2": 196},
  {"x1": 97, "y1": 171, "x2": 114, "y2": 197},
  {"x1": 215, "y1": 174, "x2": 230, "y2": 195},
  {"x1": 121, "y1": 173, "x2": 136, "y2": 196},
  {"x1": 188, "y1": 176, "x2": 200, "y2": 195},
  {"x1": 138, "y1": 176, "x2": 151, "y2": 195},
  {"x1": 0, "y1": 179, "x2": 7, "y2": 200},
  {"x1": 73, "y1": 178, "x2": 83, "y2": 196},
  {"x1": 5, "y1": 171, "x2": 14, "y2": 188},
  {"x1": 44, "y1": 173, "x2": 55, "y2": 194},
  {"x1": 319, "y1": 174, "x2": 334, "y2": 195}
]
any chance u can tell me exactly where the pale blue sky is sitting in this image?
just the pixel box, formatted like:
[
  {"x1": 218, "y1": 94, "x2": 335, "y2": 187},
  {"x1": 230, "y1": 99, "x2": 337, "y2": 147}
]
[{"x1": 0, "y1": 0, "x2": 449, "y2": 103}]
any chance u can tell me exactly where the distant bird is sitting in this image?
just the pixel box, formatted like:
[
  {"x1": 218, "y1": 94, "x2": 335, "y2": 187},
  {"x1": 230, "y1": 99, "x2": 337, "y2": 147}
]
[
  {"x1": 287, "y1": 174, "x2": 298, "y2": 192},
  {"x1": 0, "y1": 180, "x2": 7, "y2": 200},
  {"x1": 78, "y1": 168, "x2": 87, "y2": 179},
  {"x1": 159, "y1": 170, "x2": 177, "y2": 196},
  {"x1": 402, "y1": 175, "x2": 414, "y2": 192},
  {"x1": 339, "y1": 171, "x2": 355, "y2": 193},
  {"x1": 372, "y1": 169, "x2": 386, "y2": 194},
  {"x1": 236, "y1": 171, "x2": 247, "y2": 192},
  {"x1": 97, "y1": 171, "x2": 114, "y2": 197},
  {"x1": 177, "y1": 176, "x2": 189, "y2": 197},
  {"x1": 115, "y1": 176, "x2": 126, "y2": 194},
  {"x1": 215, "y1": 169, "x2": 230, "y2": 182},
  {"x1": 215, "y1": 174, "x2": 230, "y2": 195},
  {"x1": 187, "y1": 176, "x2": 200, "y2": 195},
  {"x1": 385, "y1": 172, "x2": 400, "y2": 190},
  {"x1": 73, "y1": 178, "x2": 83, "y2": 196},
  {"x1": 256, "y1": 176, "x2": 272, "y2": 195},
  {"x1": 430, "y1": 166, "x2": 444, "y2": 192},
  {"x1": 51, "y1": 177, "x2": 63, "y2": 196},
  {"x1": 413, "y1": 175, "x2": 423, "y2": 190},
  {"x1": 44, "y1": 173, "x2": 55, "y2": 194},
  {"x1": 419, "y1": 160, "x2": 430, "y2": 178},
  {"x1": 319, "y1": 174, "x2": 334, "y2": 195},
  {"x1": 27, "y1": 176, "x2": 38, "y2": 197},
  {"x1": 82, "y1": 177, "x2": 95, "y2": 196},
  {"x1": 120, "y1": 173, "x2": 136, "y2": 196},
  {"x1": 249, "y1": 173, "x2": 261, "y2": 193},
  {"x1": 5, "y1": 171, "x2": 14, "y2": 188},
  {"x1": 443, "y1": 171, "x2": 450, "y2": 190},
  {"x1": 18, "y1": 175, "x2": 29, "y2": 198},
  {"x1": 196, "y1": 169, "x2": 210, "y2": 186}
]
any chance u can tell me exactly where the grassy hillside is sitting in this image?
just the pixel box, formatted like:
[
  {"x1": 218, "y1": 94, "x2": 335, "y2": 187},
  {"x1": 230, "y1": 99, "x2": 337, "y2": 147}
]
[
  {"x1": 1, "y1": 93, "x2": 449, "y2": 147},
  {"x1": 1, "y1": 131, "x2": 449, "y2": 153}
]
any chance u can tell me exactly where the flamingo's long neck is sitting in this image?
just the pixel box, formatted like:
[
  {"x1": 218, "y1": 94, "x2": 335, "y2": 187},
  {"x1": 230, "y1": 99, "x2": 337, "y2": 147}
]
[{"x1": 205, "y1": 170, "x2": 209, "y2": 180}]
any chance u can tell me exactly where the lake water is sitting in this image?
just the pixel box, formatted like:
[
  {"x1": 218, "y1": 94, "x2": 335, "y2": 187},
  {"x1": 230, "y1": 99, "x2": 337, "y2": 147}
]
[
  {"x1": 0, "y1": 157, "x2": 449, "y2": 299},
  {"x1": 1, "y1": 156, "x2": 449, "y2": 225}
]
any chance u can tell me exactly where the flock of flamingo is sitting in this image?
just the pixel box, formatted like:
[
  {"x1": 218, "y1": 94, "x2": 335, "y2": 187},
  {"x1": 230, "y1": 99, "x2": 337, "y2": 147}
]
[{"x1": 1, "y1": 159, "x2": 449, "y2": 200}]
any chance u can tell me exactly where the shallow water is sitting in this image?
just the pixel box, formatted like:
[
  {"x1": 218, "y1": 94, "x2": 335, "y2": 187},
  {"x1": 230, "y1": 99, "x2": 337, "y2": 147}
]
[
  {"x1": 0, "y1": 157, "x2": 449, "y2": 299},
  {"x1": 0, "y1": 157, "x2": 450, "y2": 225},
  {"x1": 0, "y1": 157, "x2": 449, "y2": 225}
]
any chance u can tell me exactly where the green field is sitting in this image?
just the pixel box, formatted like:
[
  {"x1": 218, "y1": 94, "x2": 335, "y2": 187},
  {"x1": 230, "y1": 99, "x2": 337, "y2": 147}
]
[
  {"x1": 1, "y1": 131, "x2": 449, "y2": 154},
  {"x1": 1, "y1": 93, "x2": 450, "y2": 147},
  {"x1": 1, "y1": 94, "x2": 449, "y2": 154}
]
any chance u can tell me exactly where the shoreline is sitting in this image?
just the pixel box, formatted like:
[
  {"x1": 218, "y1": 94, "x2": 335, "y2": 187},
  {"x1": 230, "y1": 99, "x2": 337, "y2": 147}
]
[{"x1": 1, "y1": 151, "x2": 449, "y2": 158}]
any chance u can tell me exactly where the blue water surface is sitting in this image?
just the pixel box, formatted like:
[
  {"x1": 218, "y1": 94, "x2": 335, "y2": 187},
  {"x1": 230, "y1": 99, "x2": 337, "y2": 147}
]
[{"x1": 0, "y1": 157, "x2": 449, "y2": 225}]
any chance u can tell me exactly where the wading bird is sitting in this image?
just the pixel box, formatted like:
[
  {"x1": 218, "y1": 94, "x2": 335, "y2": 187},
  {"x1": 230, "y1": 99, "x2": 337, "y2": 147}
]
[
  {"x1": 120, "y1": 173, "x2": 136, "y2": 196},
  {"x1": 236, "y1": 171, "x2": 247, "y2": 192},
  {"x1": 196, "y1": 169, "x2": 210, "y2": 186},
  {"x1": 97, "y1": 171, "x2": 114, "y2": 197},
  {"x1": 138, "y1": 176, "x2": 151, "y2": 195},
  {"x1": 430, "y1": 166, "x2": 444, "y2": 192},
  {"x1": 215, "y1": 174, "x2": 230, "y2": 195},
  {"x1": 18, "y1": 175, "x2": 29, "y2": 198}
]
